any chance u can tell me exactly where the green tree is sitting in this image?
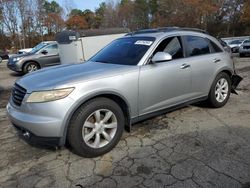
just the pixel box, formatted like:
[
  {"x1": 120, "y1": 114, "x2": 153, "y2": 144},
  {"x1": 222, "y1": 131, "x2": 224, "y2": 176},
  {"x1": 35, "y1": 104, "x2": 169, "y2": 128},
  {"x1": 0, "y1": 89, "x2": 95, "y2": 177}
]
[
  {"x1": 134, "y1": 0, "x2": 150, "y2": 29},
  {"x1": 43, "y1": 0, "x2": 62, "y2": 14},
  {"x1": 69, "y1": 9, "x2": 83, "y2": 17},
  {"x1": 94, "y1": 2, "x2": 106, "y2": 28},
  {"x1": 83, "y1": 9, "x2": 95, "y2": 29}
]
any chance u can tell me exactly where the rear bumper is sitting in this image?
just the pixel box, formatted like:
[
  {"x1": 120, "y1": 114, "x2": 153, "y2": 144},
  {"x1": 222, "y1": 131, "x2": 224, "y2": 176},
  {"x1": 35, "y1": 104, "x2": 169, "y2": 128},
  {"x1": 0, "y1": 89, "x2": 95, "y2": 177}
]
[{"x1": 231, "y1": 74, "x2": 243, "y2": 94}]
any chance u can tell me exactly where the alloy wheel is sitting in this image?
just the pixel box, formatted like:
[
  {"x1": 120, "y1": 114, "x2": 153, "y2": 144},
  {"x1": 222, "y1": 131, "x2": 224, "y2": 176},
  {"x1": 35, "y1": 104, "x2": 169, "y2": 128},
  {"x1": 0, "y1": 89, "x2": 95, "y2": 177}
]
[
  {"x1": 82, "y1": 109, "x2": 118, "y2": 149},
  {"x1": 215, "y1": 78, "x2": 229, "y2": 103},
  {"x1": 27, "y1": 64, "x2": 38, "y2": 72}
]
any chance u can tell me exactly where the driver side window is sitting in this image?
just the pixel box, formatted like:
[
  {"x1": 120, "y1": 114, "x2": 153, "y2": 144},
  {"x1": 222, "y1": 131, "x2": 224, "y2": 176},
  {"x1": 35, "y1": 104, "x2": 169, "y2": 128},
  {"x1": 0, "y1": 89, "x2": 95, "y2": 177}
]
[
  {"x1": 153, "y1": 36, "x2": 184, "y2": 61},
  {"x1": 43, "y1": 44, "x2": 58, "y2": 55}
]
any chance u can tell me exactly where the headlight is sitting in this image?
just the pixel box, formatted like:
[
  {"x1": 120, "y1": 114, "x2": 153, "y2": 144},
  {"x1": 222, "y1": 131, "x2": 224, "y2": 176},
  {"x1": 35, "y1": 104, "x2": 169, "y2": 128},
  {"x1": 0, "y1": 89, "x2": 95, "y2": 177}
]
[
  {"x1": 13, "y1": 57, "x2": 23, "y2": 61},
  {"x1": 27, "y1": 88, "x2": 74, "y2": 103}
]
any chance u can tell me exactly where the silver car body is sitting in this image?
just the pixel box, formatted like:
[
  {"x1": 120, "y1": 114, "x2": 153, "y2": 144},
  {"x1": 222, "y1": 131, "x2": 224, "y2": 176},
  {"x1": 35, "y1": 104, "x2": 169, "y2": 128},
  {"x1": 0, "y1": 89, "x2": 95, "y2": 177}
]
[{"x1": 7, "y1": 30, "x2": 235, "y2": 145}]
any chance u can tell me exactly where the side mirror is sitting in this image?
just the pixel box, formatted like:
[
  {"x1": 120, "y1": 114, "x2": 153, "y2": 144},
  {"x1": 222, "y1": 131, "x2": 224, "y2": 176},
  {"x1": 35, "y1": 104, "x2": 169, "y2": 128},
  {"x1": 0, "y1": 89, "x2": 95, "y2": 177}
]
[
  {"x1": 151, "y1": 52, "x2": 172, "y2": 63},
  {"x1": 41, "y1": 50, "x2": 48, "y2": 55}
]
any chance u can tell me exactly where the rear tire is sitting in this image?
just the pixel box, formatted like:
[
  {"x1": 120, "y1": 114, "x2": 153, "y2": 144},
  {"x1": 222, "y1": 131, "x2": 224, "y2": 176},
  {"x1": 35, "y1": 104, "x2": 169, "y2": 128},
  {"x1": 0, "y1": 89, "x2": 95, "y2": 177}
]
[
  {"x1": 207, "y1": 72, "x2": 231, "y2": 108},
  {"x1": 67, "y1": 97, "x2": 124, "y2": 158},
  {"x1": 23, "y1": 62, "x2": 39, "y2": 74}
]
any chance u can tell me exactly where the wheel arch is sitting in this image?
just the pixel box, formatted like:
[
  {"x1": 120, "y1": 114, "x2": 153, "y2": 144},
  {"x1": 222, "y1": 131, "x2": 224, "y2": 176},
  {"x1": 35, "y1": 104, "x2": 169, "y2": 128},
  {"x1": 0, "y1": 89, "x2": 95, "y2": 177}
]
[
  {"x1": 60, "y1": 92, "x2": 132, "y2": 146},
  {"x1": 221, "y1": 69, "x2": 233, "y2": 78}
]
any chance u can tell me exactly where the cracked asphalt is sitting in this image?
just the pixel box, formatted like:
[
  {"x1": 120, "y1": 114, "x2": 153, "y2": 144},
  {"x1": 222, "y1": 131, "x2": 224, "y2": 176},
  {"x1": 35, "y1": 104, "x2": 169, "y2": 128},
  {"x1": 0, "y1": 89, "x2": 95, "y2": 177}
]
[{"x1": 0, "y1": 57, "x2": 250, "y2": 188}]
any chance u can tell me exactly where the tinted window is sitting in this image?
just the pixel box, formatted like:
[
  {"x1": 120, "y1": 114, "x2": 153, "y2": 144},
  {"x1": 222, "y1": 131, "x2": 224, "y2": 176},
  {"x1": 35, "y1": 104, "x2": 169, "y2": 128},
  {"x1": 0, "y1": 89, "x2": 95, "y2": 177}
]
[
  {"x1": 209, "y1": 40, "x2": 223, "y2": 53},
  {"x1": 44, "y1": 44, "x2": 58, "y2": 54},
  {"x1": 90, "y1": 37, "x2": 155, "y2": 65},
  {"x1": 185, "y1": 36, "x2": 210, "y2": 57},
  {"x1": 153, "y1": 36, "x2": 183, "y2": 60},
  {"x1": 229, "y1": 40, "x2": 243, "y2": 45}
]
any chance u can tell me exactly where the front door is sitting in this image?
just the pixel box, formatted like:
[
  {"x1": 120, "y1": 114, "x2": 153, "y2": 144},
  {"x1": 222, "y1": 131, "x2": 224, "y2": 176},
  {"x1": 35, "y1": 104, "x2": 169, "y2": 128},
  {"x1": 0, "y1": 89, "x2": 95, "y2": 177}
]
[
  {"x1": 39, "y1": 44, "x2": 60, "y2": 67},
  {"x1": 139, "y1": 36, "x2": 192, "y2": 115}
]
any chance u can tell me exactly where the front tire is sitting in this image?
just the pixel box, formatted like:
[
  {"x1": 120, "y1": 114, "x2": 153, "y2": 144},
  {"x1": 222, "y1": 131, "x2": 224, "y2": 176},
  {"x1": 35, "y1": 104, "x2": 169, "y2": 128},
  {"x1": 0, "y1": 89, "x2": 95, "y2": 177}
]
[
  {"x1": 23, "y1": 62, "x2": 39, "y2": 74},
  {"x1": 67, "y1": 98, "x2": 124, "y2": 157},
  {"x1": 208, "y1": 72, "x2": 231, "y2": 108}
]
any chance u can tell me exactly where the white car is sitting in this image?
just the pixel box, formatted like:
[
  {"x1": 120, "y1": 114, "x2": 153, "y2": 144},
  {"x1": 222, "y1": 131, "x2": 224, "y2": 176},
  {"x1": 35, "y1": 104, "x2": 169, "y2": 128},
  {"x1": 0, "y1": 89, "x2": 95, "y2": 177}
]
[
  {"x1": 18, "y1": 48, "x2": 33, "y2": 54},
  {"x1": 228, "y1": 39, "x2": 244, "y2": 53}
]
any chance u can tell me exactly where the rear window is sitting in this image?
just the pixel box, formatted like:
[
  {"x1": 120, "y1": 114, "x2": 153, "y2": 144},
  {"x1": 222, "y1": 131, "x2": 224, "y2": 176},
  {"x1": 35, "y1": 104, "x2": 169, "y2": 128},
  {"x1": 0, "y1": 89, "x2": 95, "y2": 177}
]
[
  {"x1": 185, "y1": 36, "x2": 210, "y2": 57},
  {"x1": 90, "y1": 37, "x2": 155, "y2": 65}
]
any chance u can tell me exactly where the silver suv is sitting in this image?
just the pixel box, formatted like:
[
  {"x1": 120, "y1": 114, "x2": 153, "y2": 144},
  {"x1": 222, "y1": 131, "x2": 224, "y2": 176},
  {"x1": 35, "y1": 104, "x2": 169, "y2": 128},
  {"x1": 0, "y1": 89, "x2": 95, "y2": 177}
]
[{"x1": 7, "y1": 28, "x2": 242, "y2": 157}]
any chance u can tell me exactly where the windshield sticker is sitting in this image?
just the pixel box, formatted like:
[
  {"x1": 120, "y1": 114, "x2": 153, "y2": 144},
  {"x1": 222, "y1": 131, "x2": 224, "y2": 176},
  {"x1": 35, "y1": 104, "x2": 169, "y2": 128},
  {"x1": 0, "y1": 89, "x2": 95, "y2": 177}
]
[{"x1": 135, "y1": 40, "x2": 153, "y2": 46}]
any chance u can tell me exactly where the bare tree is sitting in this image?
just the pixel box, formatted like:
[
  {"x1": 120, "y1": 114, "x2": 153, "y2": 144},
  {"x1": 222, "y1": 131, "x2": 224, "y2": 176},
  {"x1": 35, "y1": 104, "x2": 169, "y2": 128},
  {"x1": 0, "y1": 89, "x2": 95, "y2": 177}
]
[{"x1": 1, "y1": 0, "x2": 19, "y2": 48}]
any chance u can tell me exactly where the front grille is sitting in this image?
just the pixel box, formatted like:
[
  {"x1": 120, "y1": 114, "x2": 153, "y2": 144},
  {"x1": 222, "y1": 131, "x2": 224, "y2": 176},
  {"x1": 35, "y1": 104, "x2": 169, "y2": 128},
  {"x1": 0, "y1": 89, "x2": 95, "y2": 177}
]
[
  {"x1": 244, "y1": 46, "x2": 250, "y2": 49},
  {"x1": 12, "y1": 84, "x2": 27, "y2": 106}
]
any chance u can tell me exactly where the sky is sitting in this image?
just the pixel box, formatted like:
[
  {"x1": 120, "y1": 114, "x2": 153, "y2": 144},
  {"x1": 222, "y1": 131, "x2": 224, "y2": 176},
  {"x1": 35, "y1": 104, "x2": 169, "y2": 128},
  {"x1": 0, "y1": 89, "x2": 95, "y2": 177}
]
[{"x1": 54, "y1": 0, "x2": 107, "y2": 11}]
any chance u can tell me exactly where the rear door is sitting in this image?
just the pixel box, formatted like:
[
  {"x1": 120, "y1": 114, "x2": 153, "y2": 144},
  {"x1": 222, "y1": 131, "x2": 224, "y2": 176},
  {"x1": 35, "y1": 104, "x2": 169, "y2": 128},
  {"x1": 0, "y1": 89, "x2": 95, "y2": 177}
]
[
  {"x1": 139, "y1": 36, "x2": 192, "y2": 115},
  {"x1": 182, "y1": 35, "x2": 224, "y2": 97},
  {"x1": 38, "y1": 44, "x2": 60, "y2": 67}
]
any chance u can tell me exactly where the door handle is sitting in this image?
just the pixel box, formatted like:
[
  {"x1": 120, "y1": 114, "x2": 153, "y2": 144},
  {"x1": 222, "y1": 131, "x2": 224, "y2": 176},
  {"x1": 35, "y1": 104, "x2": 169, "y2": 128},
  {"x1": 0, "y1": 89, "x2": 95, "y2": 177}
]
[
  {"x1": 180, "y1": 64, "x2": 190, "y2": 69},
  {"x1": 213, "y1": 58, "x2": 221, "y2": 63}
]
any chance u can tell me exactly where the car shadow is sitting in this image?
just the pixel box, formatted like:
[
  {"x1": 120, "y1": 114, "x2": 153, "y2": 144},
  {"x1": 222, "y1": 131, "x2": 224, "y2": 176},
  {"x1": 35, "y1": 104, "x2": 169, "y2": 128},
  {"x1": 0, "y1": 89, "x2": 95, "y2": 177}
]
[{"x1": 10, "y1": 72, "x2": 24, "y2": 77}]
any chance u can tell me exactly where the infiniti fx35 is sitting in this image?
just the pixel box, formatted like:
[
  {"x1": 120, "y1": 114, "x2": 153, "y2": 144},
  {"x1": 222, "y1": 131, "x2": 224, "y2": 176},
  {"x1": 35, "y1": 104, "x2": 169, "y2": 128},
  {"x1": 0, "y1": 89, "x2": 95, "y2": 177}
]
[{"x1": 7, "y1": 28, "x2": 242, "y2": 157}]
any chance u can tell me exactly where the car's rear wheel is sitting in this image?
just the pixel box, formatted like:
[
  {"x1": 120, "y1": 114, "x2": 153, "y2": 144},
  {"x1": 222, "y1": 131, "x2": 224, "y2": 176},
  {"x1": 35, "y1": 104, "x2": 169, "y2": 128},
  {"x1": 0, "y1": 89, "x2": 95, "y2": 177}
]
[
  {"x1": 208, "y1": 72, "x2": 231, "y2": 108},
  {"x1": 23, "y1": 62, "x2": 39, "y2": 74},
  {"x1": 67, "y1": 98, "x2": 124, "y2": 157}
]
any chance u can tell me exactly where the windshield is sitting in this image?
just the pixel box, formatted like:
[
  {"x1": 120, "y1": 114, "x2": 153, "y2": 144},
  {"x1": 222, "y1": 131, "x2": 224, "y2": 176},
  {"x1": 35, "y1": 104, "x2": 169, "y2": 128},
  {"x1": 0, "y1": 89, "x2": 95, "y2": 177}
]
[
  {"x1": 244, "y1": 40, "x2": 250, "y2": 44},
  {"x1": 90, "y1": 37, "x2": 155, "y2": 65},
  {"x1": 29, "y1": 42, "x2": 48, "y2": 54}
]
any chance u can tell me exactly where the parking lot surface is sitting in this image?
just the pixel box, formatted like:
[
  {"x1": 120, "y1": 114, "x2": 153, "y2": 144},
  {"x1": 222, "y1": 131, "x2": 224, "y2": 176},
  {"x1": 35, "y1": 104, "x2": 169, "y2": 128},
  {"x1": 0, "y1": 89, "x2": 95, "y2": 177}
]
[{"x1": 0, "y1": 58, "x2": 250, "y2": 188}]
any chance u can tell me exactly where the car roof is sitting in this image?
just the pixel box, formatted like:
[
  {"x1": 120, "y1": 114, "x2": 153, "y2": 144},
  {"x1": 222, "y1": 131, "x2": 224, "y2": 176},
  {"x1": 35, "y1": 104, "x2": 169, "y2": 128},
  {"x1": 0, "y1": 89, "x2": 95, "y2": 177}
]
[
  {"x1": 122, "y1": 27, "x2": 224, "y2": 51},
  {"x1": 124, "y1": 27, "x2": 213, "y2": 40}
]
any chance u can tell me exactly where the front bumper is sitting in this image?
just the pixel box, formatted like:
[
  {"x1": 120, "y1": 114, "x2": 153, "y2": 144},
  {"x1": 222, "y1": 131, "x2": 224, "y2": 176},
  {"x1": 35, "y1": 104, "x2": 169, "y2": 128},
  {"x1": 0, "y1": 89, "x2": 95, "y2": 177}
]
[
  {"x1": 6, "y1": 96, "x2": 75, "y2": 145},
  {"x1": 13, "y1": 124, "x2": 60, "y2": 147},
  {"x1": 7, "y1": 60, "x2": 22, "y2": 72},
  {"x1": 231, "y1": 47, "x2": 239, "y2": 53}
]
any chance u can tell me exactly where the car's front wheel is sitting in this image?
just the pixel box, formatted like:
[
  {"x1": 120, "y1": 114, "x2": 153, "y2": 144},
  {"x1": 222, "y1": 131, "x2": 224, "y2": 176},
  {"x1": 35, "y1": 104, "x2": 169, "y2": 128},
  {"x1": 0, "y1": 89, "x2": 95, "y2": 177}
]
[
  {"x1": 67, "y1": 98, "x2": 124, "y2": 157},
  {"x1": 208, "y1": 72, "x2": 231, "y2": 108},
  {"x1": 23, "y1": 62, "x2": 39, "y2": 74}
]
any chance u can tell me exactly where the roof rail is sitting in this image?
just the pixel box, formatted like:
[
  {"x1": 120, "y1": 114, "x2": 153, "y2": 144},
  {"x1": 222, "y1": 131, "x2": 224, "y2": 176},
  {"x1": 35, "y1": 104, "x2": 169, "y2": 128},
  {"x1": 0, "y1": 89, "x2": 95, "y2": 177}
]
[{"x1": 126, "y1": 27, "x2": 208, "y2": 36}]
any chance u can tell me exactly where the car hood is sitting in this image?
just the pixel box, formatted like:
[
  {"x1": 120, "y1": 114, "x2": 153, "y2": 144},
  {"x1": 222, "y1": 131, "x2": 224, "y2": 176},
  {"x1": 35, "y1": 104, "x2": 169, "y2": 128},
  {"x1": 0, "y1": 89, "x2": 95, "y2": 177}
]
[
  {"x1": 229, "y1": 44, "x2": 240, "y2": 48},
  {"x1": 16, "y1": 61, "x2": 137, "y2": 93},
  {"x1": 10, "y1": 53, "x2": 33, "y2": 59}
]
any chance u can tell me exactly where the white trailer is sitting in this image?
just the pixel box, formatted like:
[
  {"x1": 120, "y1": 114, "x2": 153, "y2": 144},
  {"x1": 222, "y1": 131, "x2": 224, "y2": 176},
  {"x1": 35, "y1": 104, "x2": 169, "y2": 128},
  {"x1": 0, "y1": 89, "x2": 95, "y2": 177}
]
[{"x1": 56, "y1": 28, "x2": 129, "y2": 64}]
